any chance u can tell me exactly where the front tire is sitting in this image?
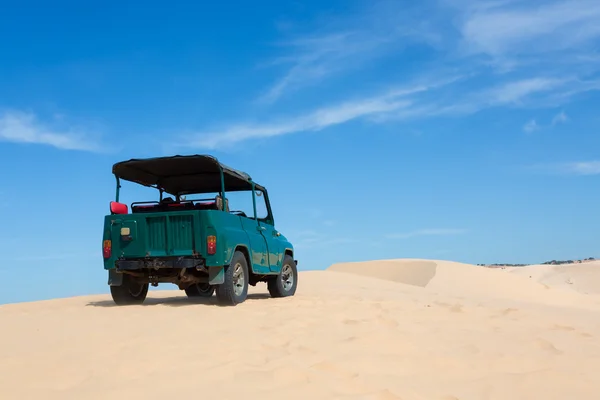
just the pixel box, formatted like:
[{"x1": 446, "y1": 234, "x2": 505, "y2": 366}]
[
  {"x1": 268, "y1": 255, "x2": 298, "y2": 298},
  {"x1": 215, "y1": 251, "x2": 249, "y2": 306},
  {"x1": 185, "y1": 283, "x2": 215, "y2": 298},
  {"x1": 110, "y1": 274, "x2": 149, "y2": 305}
]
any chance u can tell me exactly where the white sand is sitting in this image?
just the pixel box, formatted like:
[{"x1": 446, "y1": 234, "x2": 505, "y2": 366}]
[{"x1": 2, "y1": 259, "x2": 600, "y2": 399}]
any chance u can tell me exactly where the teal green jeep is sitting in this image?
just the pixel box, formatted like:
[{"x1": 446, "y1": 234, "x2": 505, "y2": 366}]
[{"x1": 102, "y1": 154, "x2": 298, "y2": 306}]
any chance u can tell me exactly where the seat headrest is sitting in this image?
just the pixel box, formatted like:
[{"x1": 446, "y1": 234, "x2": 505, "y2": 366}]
[{"x1": 215, "y1": 195, "x2": 229, "y2": 212}]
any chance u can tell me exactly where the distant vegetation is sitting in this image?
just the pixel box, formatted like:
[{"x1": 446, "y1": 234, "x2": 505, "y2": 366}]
[
  {"x1": 541, "y1": 257, "x2": 596, "y2": 265},
  {"x1": 477, "y1": 257, "x2": 596, "y2": 268}
]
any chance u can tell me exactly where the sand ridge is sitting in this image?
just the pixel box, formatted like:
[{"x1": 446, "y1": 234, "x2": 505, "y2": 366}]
[
  {"x1": 1, "y1": 259, "x2": 600, "y2": 399},
  {"x1": 328, "y1": 259, "x2": 600, "y2": 308},
  {"x1": 505, "y1": 262, "x2": 600, "y2": 295}
]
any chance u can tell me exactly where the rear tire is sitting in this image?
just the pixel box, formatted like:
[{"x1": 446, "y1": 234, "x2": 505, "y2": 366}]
[
  {"x1": 268, "y1": 255, "x2": 298, "y2": 298},
  {"x1": 185, "y1": 283, "x2": 215, "y2": 298},
  {"x1": 215, "y1": 251, "x2": 249, "y2": 306},
  {"x1": 110, "y1": 274, "x2": 149, "y2": 305}
]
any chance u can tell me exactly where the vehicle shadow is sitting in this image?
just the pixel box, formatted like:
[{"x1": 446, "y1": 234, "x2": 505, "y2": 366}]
[{"x1": 86, "y1": 293, "x2": 273, "y2": 308}]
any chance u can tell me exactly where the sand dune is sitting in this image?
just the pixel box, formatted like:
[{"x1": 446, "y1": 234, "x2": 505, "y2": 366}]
[
  {"x1": 329, "y1": 259, "x2": 600, "y2": 307},
  {"x1": 2, "y1": 259, "x2": 600, "y2": 399},
  {"x1": 505, "y1": 261, "x2": 600, "y2": 295}
]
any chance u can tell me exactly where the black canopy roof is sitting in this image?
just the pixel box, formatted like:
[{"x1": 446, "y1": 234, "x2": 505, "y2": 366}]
[{"x1": 112, "y1": 154, "x2": 260, "y2": 195}]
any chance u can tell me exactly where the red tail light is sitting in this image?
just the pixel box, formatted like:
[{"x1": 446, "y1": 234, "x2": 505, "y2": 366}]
[
  {"x1": 103, "y1": 240, "x2": 112, "y2": 258},
  {"x1": 207, "y1": 235, "x2": 216, "y2": 255}
]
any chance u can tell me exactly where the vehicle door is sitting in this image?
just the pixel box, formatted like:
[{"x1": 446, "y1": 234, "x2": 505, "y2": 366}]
[
  {"x1": 239, "y1": 217, "x2": 270, "y2": 274},
  {"x1": 258, "y1": 220, "x2": 284, "y2": 272},
  {"x1": 225, "y1": 191, "x2": 270, "y2": 274},
  {"x1": 253, "y1": 190, "x2": 283, "y2": 272}
]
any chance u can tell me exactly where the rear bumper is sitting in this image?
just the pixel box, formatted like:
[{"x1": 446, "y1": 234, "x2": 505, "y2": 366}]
[
  {"x1": 115, "y1": 257, "x2": 205, "y2": 270},
  {"x1": 108, "y1": 258, "x2": 223, "y2": 286}
]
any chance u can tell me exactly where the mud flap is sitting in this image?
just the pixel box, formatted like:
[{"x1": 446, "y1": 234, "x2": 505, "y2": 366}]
[
  {"x1": 208, "y1": 266, "x2": 224, "y2": 285},
  {"x1": 108, "y1": 269, "x2": 123, "y2": 286}
]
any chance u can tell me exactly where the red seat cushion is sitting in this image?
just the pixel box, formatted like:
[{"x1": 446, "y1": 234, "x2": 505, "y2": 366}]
[
  {"x1": 132, "y1": 204, "x2": 159, "y2": 213},
  {"x1": 167, "y1": 202, "x2": 194, "y2": 210}
]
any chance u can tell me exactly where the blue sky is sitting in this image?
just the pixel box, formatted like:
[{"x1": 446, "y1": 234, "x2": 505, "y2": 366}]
[{"x1": 1, "y1": 0, "x2": 599, "y2": 304}]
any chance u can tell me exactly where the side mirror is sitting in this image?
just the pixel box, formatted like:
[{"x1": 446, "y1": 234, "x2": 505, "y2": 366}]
[{"x1": 110, "y1": 201, "x2": 128, "y2": 215}]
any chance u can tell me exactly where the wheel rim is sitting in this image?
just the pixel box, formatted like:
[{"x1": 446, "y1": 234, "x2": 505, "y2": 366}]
[
  {"x1": 281, "y1": 264, "x2": 294, "y2": 291},
  {"x1": 233, "y1": 262, "x2": 245, "y2": 297}
]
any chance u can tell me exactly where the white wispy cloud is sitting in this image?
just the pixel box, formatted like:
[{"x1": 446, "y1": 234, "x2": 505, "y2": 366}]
[
  {"x1": 170, "y1": 0, "x2": 600, "y2": 150},
  {"x1": 520, "y1": 110, "x2": 568, "y2": 134},
  {"x1": 529, "y1": 160, "x2": 600, "y2": 175},
  {"x1": 523, "y1": 119, "x2": 539, "y2": 133},
  {"x1": 181, "y1": 79, "x2": 458, "y2": 149},
  {"x1": 457, "y1": 0, "x2": 600, "y2": 61},
  {"x1": 186, "y1": 99, "x2": 408, "y2": 149},
  {"x1": 258, "y1": 32, "x2": 374, "y2": 104},
  {"x1": 386, "y1": 228, "x2": 467, "y2": 240},
  {"x1": 424, "y1": 77, "x2": 581, "y2": 117},
  {"x1": 551, "y1": 111, "x2": 569, "y2": 125},
  {"x1": 258, "y1": 1, "x2": 442, "y2": 103},
  {"x1": 177, "y1": 72, "x2": 600, "y2": 149},
  {"x1": 485, "y1": 77, "x2": 567, "y2": 105},
  {"x1": 559, "y1": 161, "x2": 600, "y2": 176},
  {"x1": 261, "y1": 0, "x2": 600, "y2": 103},
  {"x1": 0, "y1": 110, "x2": 102, "y2": 152}
]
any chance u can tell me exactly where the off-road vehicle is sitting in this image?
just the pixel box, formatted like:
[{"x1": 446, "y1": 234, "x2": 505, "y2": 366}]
[{"x1": 102, "y1": 154, "x2": 297, "y2": 306}]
